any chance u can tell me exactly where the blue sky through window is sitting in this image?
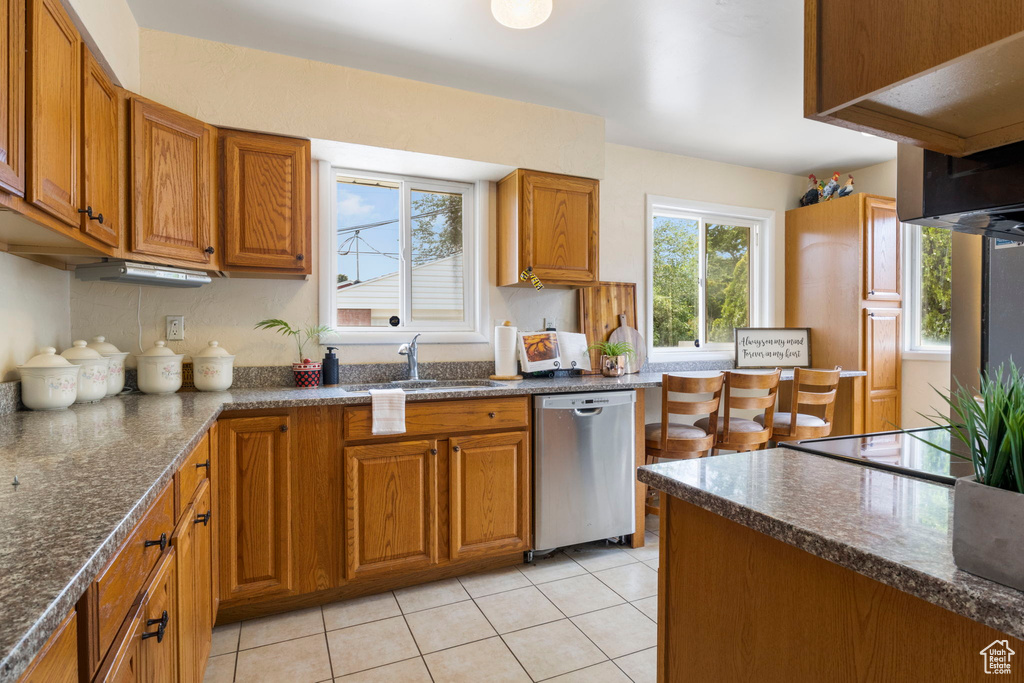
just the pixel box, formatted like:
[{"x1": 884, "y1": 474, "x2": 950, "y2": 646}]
[{"x1": 336, "y1": 181, "x2": 400, "y2": 284}]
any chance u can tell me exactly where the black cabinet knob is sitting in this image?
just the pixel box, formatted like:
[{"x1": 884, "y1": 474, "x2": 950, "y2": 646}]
[
  {"x1": 453, "y1": 445, "x2": 461, "y2": 452},
  {"x1": 95, "y1": 213, "x2": 104, "y2": 225},
  {"x1": 296, "y1": 254, "x2": 304, "y2": 261},
  {"x1": 142, "y1": 610, "x2": 169, "y2": 642},
  {"x1": 430, "y1": 448, "x2": 438, "y2": 455},
  {"x1": 279, "y1": 424, "x2": 289, "y2": 432},
  {"x1": 196, "y1": 459, "x2": 210, "y2": 471},
  {"x1": 144, "y1": 533, "x2": 167, "y2": 551},
  {"x1": 204, "y1": 246, "x2": 215, "y2": 254},
  {"x1": 195, "y1": 510, "x2": 212, "y2": 526},
  {"x1": 488, "y1": 412, "x2": 496, "y2": 418}
]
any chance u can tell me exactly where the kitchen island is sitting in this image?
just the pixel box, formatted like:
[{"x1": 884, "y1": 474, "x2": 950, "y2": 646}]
[{"x1": 638, "y1": 449, "x2": 1024, "y2": 682}]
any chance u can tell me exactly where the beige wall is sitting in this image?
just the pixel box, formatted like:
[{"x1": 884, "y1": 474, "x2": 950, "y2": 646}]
[
  {"x1": 0, "y1": 252, "x2": 70, "y2": 381},
  {"x1": 64, "y1": 0, "x2": 140, "y2": 90},
  {"x1": 138, "y1": 30, "x2": 605, "y2": 180}
]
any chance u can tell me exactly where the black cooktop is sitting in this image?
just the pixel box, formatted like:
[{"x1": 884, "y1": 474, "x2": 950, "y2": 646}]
[{"x1": 781, "y1": 427, "x2": 974, "y2": 485}]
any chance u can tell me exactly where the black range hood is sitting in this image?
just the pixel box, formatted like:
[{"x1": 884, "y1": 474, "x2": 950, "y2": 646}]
[{"x1": 897, "y1": 141, "x2": 1024, "y2": 241}]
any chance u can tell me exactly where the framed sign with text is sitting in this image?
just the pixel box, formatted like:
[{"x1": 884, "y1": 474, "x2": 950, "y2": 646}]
[{"x1": 734, "y1": 327, "x2": 811, "y2": 369}]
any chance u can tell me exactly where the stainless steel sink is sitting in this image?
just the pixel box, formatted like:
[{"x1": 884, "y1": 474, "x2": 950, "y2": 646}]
[{"x1": 338, "y1": 379, "x2": 506, "y2": 395}]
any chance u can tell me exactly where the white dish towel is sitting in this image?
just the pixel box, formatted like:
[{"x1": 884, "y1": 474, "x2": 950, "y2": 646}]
[{"x1": 369, "y1": 388, "x2": 406, "y2": 435}]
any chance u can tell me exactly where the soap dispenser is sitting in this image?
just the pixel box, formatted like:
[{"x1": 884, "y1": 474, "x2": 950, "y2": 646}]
[{"x1": 322, "y1": 346, "x2": 339, "y2": 386}]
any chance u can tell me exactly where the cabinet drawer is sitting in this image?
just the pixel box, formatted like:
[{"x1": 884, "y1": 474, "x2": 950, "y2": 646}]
[
  {"x1": 344, "y1": 397, "x2": 529, "y2": 440},
  {"x1": 175, "y1": 431, "x2": 210, "y2": 520},
  {"x1": 93, "y1": 482, "x2": 174, "y2": 660}
]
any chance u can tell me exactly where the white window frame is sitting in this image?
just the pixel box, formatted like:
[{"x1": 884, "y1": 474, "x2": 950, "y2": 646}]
[
  {"x1": 318, "y1": 163, "x2": 488, "y2": 344},
  {"x1": 903, "y1": 222, "x2": 951, "y2": 360},
  {"x1": 645, "y1": 195, "x2": 774, "y2": 362}
]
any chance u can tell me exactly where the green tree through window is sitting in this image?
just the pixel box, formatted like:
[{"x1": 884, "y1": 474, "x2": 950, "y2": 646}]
[{"x1": 919, "y1": 226, "x2": 952, "y2": 345}]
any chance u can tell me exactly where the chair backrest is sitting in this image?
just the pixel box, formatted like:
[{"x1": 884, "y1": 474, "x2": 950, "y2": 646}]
[
  {"x1": 790, "y1": 366, "x2": 842, "y2": 427},
  {"x1": 659, "y1": 372, "x2": 725, "y2": 451},
  {"x1": 721, "y1": 369, "x2": 782, "y2": 442}
]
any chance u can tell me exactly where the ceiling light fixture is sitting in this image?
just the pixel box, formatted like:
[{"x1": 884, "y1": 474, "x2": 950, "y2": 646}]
[{"x1": 491, "y1": 0, "x2": 552, "y2": 29}]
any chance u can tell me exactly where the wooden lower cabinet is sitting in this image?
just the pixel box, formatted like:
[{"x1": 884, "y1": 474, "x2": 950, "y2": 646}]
[
  {"x1": 450, "y1": 431, "x2": 531, "y2": 560},
  {"x1": 96, "y1": 549, "x2": 178, "y2": 683},
  {"x1": 864, "y1": 307, "x2": 901, "y2": 432},
  {"x1": 345, "y1": 439, "x2": 440, "y2": 578},
  {"x1": 218, "y1": 414, "x2": 293, "y2": 603},
  {"x1": 172, "y1": 480, "x2": 213, "y2": 683},
  {"x1": 19, "y1": 610, "x2": 77, "y2": 682}
]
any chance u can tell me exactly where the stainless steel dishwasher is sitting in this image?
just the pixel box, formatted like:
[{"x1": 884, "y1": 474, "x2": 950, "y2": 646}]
[{"x1": 533, "y1": 390, "x2": 636, "y2": 550}]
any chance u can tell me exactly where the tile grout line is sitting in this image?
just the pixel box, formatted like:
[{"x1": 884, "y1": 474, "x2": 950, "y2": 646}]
[
  {"x1": 320, "y1": 605, "x2": 335, "y2": 682},
  {"x1": 467, "y1": 592, "x2": 535, "y2": 680}
]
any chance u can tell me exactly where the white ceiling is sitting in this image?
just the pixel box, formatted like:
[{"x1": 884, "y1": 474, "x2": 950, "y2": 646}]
[{"x1": 125, "y1": 0, "x2": 896, "y2": 175}]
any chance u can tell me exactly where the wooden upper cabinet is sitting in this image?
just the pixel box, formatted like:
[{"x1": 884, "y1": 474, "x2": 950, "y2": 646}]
[
  {"x1": 27, "y1": 0, "x2": 80, "y2": 226},
  {"x1": 80, "y1": 47, "x2": 120, "y2": 247},
  {"x1": 449, "y1": 431, "x2": 530, "y2": 561},
  {"x1": 220, "y1": 129, "x2": 310, "y2": 272},
  {"x1": 129, "y1": 96, "x2": 216, "y2": 265},
  {"x1": 497, "y1": 169, "x2": 599, "y2": 287},
  {"x1": 864, "y1": 196, "x2": 900, "y2": 302},
  {"x1": 218, "y1": 414, "x2": 293, "y2": 603},
  {"x1": 345, "y1": 439, "x2": 439, "y2": 579},
  {"x1": 0, "y1": 0, "x2": 24, "y2": 196},
  {"x1": 805, "y1": 0, "x2": 1024, "y2": 155}
]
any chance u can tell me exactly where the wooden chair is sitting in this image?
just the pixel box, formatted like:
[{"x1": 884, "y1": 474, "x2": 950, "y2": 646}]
[
  {"x1": 696, "y1": 369, "x2": 782, "y2": 454},
  {"x1": 643, "y1": 372, "x2": 725, "y2": 514},
  {"x1": 756, "y1": 366, "x2": 842, "y2": 442}
]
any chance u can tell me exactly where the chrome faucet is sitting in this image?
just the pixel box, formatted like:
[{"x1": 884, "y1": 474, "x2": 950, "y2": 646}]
[{"x1": 398, "y1": 334, "x2": 422, "y2": 381}]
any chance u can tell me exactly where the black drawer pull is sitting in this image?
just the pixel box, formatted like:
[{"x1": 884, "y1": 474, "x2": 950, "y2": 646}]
[
  {"x1": 204, "y1": 246, "x2": 215, "y2": 255},
  {"x1": 144, "y1": 533, "x2": 167, "y2": 551},
  {"x1": 196, "y1": 458, "x2": 210, "y2": 471},
  {"x1": 195, "y1": 510, "x2": 212, "y2": 526},
  {"x1": 142, "y1": 610, "x2": 169, "y2": 643},
  {"x1": 488, "y1": 412, "x2": 496, "y2": 418}
]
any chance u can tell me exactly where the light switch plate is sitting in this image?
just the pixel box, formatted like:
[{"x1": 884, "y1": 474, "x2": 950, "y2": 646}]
[{"x1": 166, "y1": 315, "x2": 185, "y2": 341}]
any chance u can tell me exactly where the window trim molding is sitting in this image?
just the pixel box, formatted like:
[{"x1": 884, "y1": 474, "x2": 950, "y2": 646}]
[
  {"x1": 902, "y1": 222, "x2": 951, "y2": 358},
  {"x1": 317, "y1": 162, "x2": 489, "y2": 345},
  {"x1": 645, "y1": 195, "x2": 775, "y2": 362}
]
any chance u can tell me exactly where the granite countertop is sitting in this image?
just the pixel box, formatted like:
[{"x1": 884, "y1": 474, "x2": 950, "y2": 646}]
[
  {"x1": 638, "y1": 450, "x2": 1024, "y2": 640},
  {"x1": 0, "y1": 367, "x2": 869, "y2": 680}
]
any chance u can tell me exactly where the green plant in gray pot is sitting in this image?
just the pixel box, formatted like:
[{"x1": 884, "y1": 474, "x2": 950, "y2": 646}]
[
  {"x1": 588, "y1": 340, "x2": 635, "y2": 378},
  {"x1": 920, "y1": 361, "x2": 1024, "y2": 590}
]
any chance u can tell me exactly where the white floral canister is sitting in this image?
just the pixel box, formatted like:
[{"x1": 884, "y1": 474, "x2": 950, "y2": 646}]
[
  {"x1": 87, "y1": 336, "x2": 130, "y2": 396},
  {"x1": 17, "y1": 347, "x2": 80, "y2": 410},
  {"x1": 61, "y1": 341, "x2": 110, "y2": 403},
  {"x1": 192, "y1": 341, "x2": 235, "y2": 392},
  {"x1": 136, "y1": 341, "x2": 184, "y2": 394}
]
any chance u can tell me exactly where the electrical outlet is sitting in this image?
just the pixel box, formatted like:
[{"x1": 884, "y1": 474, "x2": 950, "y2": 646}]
[
  {"x1": 543, "y1": 317, "x2": 558, "y2": 330},
  {"x1": 166, "y1": 315, "x2": 185, "y2": 341}
]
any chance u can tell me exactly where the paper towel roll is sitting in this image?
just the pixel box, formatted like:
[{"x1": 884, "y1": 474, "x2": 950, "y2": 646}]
[{"x1": 494, "y1": 322, "x2": 518, "y2": 377}]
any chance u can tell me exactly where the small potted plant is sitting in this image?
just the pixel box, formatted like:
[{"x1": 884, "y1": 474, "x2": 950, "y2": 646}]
[
  {"x1": 588, "y1": 340, "x2": 635, "y2": 377},
  {"x1": 255, "y1": 319, "x2": 331, "y2": 388},
  {"x1": 919, "y1": 362, "x2": 1024, "y2": 590}
]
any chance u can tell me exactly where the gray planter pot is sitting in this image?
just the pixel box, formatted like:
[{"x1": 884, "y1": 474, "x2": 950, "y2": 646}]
[{"x1": 953, "y1": 475, "x2": 1024, "y2": 591}]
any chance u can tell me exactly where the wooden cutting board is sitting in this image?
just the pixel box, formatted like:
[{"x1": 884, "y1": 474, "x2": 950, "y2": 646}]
[
  {"x1": 609, "y1": 313, "x2": 647, "y2": 374},
  {"x1": 578, "y1": 282, "x2": 640, "y2": 374}
]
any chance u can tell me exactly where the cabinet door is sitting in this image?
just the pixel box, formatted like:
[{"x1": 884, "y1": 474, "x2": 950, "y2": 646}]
[
  {"x1": 139, "y1": 550, "x2": 177, "y2": 683},
  {"x1": 172, "y1": 480, "x2": 212, "y2": 683},
  {"x1": 0, "y1": 0, "x2": 24, "y2": 195},
  {"x1": 95, "y1": 610, "x2": 142, "y2": 683},
  {"x1": 864, "y1": 196, "x2": 900, "y2": 301},
  {"x1": 80, "y1": 47, "x2": 120, "y2": 247},
  {"x1": 864, "y1": 307, "x2": 901, "y2": 432},
  {"x1": 221, "y1": 130, "x2": 310, "y2": 272},
  {"x1": 19, "y1": 610, "x2": 76, "y2": 683},
  {"x1": 27, "y1": 0, "x2": 80, "y2": 225},
  {"x1": 345, "y1": 439, "x2": 439, "y2": 579},
  {"x1": 130, "y1": 97, "x2": 215, "y2": 264},
  {"x1": 218, "y1": 415, "x2": 293, "y2": 602},
  {"x1": 522, "y1": 170, "x2": 599, "y2": 286},
  {"x1": 450, "y1": 431, "x2": 530, "y2": 561}
]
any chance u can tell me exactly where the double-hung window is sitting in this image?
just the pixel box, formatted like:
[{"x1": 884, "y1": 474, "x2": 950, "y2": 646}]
[
  {"x1": 323, "y1": 168, "x2": 483, "y2": 342},
  {"x1": 647, "y1": 196, "x2": 771, "y2": 359},
  {"x1": 904, "y1": 224, "x2": 952, "y2": 356}
]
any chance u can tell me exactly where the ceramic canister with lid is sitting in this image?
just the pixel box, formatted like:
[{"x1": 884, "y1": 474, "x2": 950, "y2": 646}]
[
  {"x1": 87, "y1": 336, "x2": 130, "y2": 395},
  {"x1": 192, "y1": 341, "x2": 235, "y2": 392},
  {"x1": 136, "y1": 341, "x2": 184, "y2": 394},
  {"x1": 17, "y1": 347, "x2": 80, "y2": 410},
  {"x1": 61, "y1": 341, "x2": 110, "y2": 403}
]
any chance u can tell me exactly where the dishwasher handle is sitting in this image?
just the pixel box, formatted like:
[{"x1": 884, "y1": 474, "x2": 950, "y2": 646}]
[{"x1": 573, "y1": 407, "x2": 603, "y2": 417}]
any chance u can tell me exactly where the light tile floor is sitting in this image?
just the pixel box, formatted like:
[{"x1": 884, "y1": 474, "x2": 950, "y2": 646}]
[{"x1": 205, "y1": 516, "x2": 660, "y2": 683}]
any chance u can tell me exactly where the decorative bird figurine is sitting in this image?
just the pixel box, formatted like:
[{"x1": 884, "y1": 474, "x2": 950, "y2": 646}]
[
  {"x1": 800, "y1": 174, "x2": 819, "y2": 206},
  {"x1": 836, "y1": 174, "x2": 855, "y2": 198},
  {"x1": 821, "y1": 172, "x2": 841, "y2": 201}
]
